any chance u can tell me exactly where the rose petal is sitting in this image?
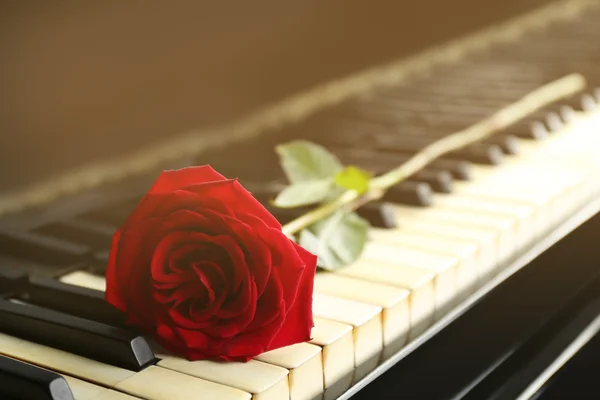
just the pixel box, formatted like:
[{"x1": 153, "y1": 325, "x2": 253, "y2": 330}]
[
  {"x1": 184, "y1": 180, "x2": 281, "y2": 230},
  {"x1": 203, "y1": 211, "x2": 273, "y2": 296},
  {"x1": 267, "y1": 243, "x2": 317, "y2": 350},
  {"x1": 149, "y1": 165, "x2": 227, "y2": 194},
  {"x1": 251, "y1": 218, "x2": 305, "y2": 312},
  {"x1": 105, "y1": 228, "x2": 126, "y2": 311},
  {"x1": 173, "y1": 326, "x2": 210, "y2": 350},
  {"x1": 223, "y1": 302, "x2": 286, "y2": 358},
  {"x1": 155, "y1": 322, "x2": 185, "y2": 353},
  {"x1": 245, "y1": 267, "x2": 286, "y2": 331},
  {"x1": 151, "y1": 243, "x2": 199, "y2": 287},
  {"x1": 204, "y1": 277, "x2": 257, "y2": 338},
  {"x1": 113, "y1": 216, "x2": 167, "y2": 328}
]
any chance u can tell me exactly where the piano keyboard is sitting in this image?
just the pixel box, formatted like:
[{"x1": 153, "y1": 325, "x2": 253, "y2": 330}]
[{"x1": 2, "y1": 1, "x2": 600, "y2": 399}]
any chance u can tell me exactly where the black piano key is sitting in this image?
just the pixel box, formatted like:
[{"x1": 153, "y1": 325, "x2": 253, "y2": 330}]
[
  {"x1": 334, "y1": 148, "x2": 455, "y2": 194},
  {"x1": 562, "y1": 93, "x2": 597, "y2": 113},
  {"x1": 90, "y1": 250, "x2": 110, "y2": 274},
  {"x1": 268, "y1": 197, "x2": 399, "y2": 228},
  {"x1": 0, "y1": 231, "x2": 89, "y2": 267},
  {"x1": 504, "y1": 120, "x2": 549, "y2": 140},
  {"x1": 581, "y1": 93, "x2": 599, "y2": 111},
  {"x1": 374, "y1": 135, "x2": 503, "y2": 166},
  {"x1": 545, "y1": 103, "x2": 577, "y2": 124},
  {"x1": 484, "y1": 134, "x2": 520, "y2": 155},
  {"x1": 561, "y1": 94, "x2": 587, "y2": 113},
  {"x1": 80, "y1": 197, "x2": 141, "y2": 227},
  {"x1": 0, "y1": 265, "x2": 28, "y2": 296},
  {"x1": 412, "y1": 169, "x2": 454, "y2": 193},
  {"x1": 23, "y1": 276, "x2": 127, "y2": 328},
  {"x1": 355, "y1": 202, "x2": 398, "y2": 229},
  {"x1": 383, "y1": 181, "x2": 432, "y2": 207},
  {"x1": 0, "y1": 355, "x2": 74, "y2": 400},
  {"x1": 542, "y1": 112, "x2": 564, "y2": 132},
  {"x1": 0, "y1": 299, "x2": 155, "y2": 371},
  {"x1": 35, "y1": 220, "x2": 115, "y2": 250},
  {"x1": 449, "y1": 143, "x2": 504, "y2": 165},
  {"x1": 429, "y1": 159, "x2": 473, "y2": 181}
]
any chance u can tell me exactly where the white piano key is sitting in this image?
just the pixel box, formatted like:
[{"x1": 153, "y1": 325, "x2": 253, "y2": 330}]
[
  {"x1": 115, "y1": 366, "x2": 251, "y2": 400},
  {"x1": 63, "y1": 376, "x2": 106, "y2": 400},
  {"x1": 515, "y1": 115, "x2": 600, "y2": 171},
  {"x1": 63, "y1": 376, "x2": 140, "y2": 400},
  {"x1": 432, "y1": 194, "x2": 538, "y2": 249},
  {"x1": 333, "y1": 258, "x2": 435, "y2": 340},
  {"x1": 0, "y1": 333, "x2": 134, "y2": 387},
  {"x1": 0, "y1": 334, "x2": 251, "y2": 400},
  {"x1": 453, "y1": 149, "x2": 589, "y2": 232},
  {"x1": 369, "y1": 228, "x2": 481, "y2": 298},
  {"x1": 254, "y1": 343, "x2": 323, "y2": 400},
  {"x1": 465, "y1": 163, "x2": 588, "y2": 225},
  {"x1": 388, "y1": 205, "x2": 518, "y2": 268},
  {"x1": 452, "y1": 183, "x2": 559, "y2": 239},
  {"x1": 313, "y1": 273, "x2": 411, "y2": 359},
  {"x1": 158, "y1": 357, "x2": 289, "y2": 400},
  {"x1": 309, "y1": 317, "x2": 354, "y2": 400},
  {"x1": 379, "y1": 220, "x2": 499, "y2": 280},
  {"x1": 311, "y1": 293, "x2": 383, "y2": 382},
  {"x1": 94, "y1": 390, "x2": 141, "y2": 400},
  {"x1": 362, "y1": 242, "x2": 459, "y2": 317},
  {"x1": 45, "y1": 272, "x2": 354, "y2": 399},
  {"x1": 59, "y1": 271, "x2": 106, "y2": 291}
]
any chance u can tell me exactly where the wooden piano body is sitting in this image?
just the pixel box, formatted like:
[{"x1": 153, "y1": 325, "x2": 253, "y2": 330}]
[{"x1": 1, "y1": 1, "x2": 600, "y2": 399}]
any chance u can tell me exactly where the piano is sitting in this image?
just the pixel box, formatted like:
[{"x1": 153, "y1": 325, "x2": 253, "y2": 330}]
[{"x1": 1, "y1": 0, "x2": 600, "y2": 399}]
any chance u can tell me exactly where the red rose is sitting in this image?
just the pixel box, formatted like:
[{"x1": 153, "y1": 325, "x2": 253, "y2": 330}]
[{"x1": 105, "y1": 165, "x2": 317, "y2": 361}]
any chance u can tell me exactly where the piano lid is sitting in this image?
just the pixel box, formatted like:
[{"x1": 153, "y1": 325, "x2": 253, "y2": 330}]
[{"x1": 0, "y1": 0, "x2": 551, "y2": 193}]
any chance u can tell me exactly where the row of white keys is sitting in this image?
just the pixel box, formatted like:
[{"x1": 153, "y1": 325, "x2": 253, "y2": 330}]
[
  {"x1": 454, "y1": 163, "x2": 588, "y2": 233},
  {"x1": 59, "y1": 271, "x2": 358, "y2": 400},
  {"x1": 313, "y1": 273, "x2": 410, "y2": 360},
  {"x1": 307, "y1": 317, "x2": 354, "y2": 400},
  {"x1": 386, "y1": 205, "x2": 519, "y2": 268},
  {"x1": 53, "y1": 111, "x2": 600, "y2": 400},
  {"x1": 450, "y1": 111, "x2": 600, "y2": 229},
  {"x1": 333, "y1": 258, "x2": 436, "y2": 340},
  {"x1": 0, "y1": 333, "x2": 251, "y2": 400},
  {"x1": 361, "y1": 243, "x2": 460, "y2": 318},
  {"x1": 159, "y1": 318, "x2": 356, "y2": 400},
  {"x1": 157, "y1": 354, "x2": 290, "y2": 400},
  {"x1": 309, "y1": 109, "x2": 600, "y2": 380},
  {"x1": 310, "y1": 293, "x2": 382, "y2": 383},
  {"x1": 368, "y1": 229, "x2": 481, "y2": 299}
]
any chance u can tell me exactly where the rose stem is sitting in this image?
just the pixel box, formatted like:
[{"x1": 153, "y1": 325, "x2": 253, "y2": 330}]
[{"x1": 281, "y1": 73, "x2": 587, "y2": 237}]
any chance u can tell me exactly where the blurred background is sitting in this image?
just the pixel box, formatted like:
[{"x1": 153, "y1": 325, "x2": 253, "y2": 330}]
[{"x1": 1, "y1": 0, "x2": 550, "y2": 192}]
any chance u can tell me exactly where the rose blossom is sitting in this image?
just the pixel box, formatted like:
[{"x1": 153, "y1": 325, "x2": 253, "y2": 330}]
[{"x1": 105, "y1": 165, "x2": 317, "y2": 361}]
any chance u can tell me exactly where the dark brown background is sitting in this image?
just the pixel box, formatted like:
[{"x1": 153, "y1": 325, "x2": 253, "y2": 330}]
[{"x1": 0, "y1": 0, "x2": 550, "y2": 191}]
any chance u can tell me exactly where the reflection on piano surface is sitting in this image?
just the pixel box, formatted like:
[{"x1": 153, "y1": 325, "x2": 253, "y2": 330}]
[{"x1": 1, "y1": 0, "x2": 600, "y2": 399}]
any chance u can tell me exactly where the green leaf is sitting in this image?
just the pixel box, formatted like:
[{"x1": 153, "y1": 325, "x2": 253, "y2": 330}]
[
  {"x1": 273, "y1": 179, "x2": 334, "y2": 208},
  {"x1": 275, "y1": 140, "x2": 343, "y2": 183},
  {"x1": 299, "y1": 211, "x2": 370, "y2": 270},
  {"x1": 334, "y1": 165, "x2": 372, "y2": 194}
]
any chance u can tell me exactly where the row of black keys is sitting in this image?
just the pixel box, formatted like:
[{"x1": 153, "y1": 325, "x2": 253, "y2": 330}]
[
  {"x1": 0, "y1": 271, "x2": 152, "y2": 399},
  {"x1": 206, "y1": 89, "x2": 599, "y2": 201},
  {"x1": 2, "y1": 92, "x2": 595, "y2": 274}
]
